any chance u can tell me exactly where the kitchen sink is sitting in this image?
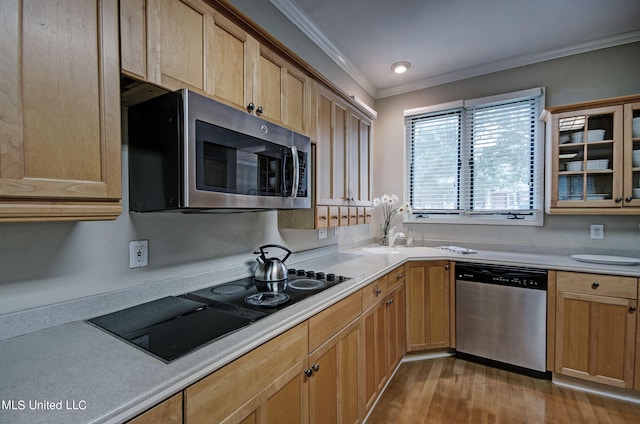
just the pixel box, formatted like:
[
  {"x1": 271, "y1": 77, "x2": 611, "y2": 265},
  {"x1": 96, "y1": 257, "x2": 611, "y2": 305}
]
[{"x1": 361, "y1": 246, "x2": 404, "y2": 254}]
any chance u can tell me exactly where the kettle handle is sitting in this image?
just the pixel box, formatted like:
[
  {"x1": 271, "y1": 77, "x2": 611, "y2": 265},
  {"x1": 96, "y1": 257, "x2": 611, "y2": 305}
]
[{"x1": 255, "y1": 244, "x2": 292, "y2": 263}]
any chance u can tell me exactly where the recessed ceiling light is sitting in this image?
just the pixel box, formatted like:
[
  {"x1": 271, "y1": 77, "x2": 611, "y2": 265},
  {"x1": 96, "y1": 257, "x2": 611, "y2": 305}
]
[{"x1": 391, "y1": 61, "x2": 411, "y2": 74}]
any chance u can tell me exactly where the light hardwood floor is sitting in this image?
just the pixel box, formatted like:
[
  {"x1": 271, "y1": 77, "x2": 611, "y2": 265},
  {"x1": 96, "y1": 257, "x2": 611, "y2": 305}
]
[{"x1": 366, "y1": 357, "x2": 640, "y2": 423}]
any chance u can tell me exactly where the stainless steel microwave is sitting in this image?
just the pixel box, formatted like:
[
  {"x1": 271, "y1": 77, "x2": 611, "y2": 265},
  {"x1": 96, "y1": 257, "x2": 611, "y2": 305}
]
[{"x1": 127, "y1": 89, "x2": 310, "y2": 212}]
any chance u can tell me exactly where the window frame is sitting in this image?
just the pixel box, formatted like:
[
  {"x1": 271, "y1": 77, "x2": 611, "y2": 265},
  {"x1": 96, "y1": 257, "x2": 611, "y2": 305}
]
[{"x1": 404, "y1": 88, "x2": 545, "y2": 226}]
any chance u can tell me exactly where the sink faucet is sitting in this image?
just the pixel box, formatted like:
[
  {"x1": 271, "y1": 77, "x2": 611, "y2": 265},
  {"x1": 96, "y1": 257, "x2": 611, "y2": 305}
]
[{"x1": 388, "y1": 227, "x2": 406, "y2": 248}]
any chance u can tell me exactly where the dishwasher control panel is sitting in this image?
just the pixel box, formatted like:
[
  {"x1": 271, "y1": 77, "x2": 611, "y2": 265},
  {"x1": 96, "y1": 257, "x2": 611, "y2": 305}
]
[{"x1": 456, "y1": 263, "x2": 548, "y2": 290}]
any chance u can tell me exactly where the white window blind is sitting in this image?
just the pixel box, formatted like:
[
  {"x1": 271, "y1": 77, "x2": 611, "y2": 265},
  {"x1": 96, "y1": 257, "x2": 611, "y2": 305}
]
[{"x1": 405, "y1": 88, "x2": 544, "y2": 224}]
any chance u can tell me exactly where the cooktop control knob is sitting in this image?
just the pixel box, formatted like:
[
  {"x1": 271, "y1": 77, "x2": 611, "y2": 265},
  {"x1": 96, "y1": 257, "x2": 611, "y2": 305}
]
[
  {"x1": 306, "y1": 271, "x2": 316, "y2": 277},
  {"x1": 315, "y1": 272, "x2": 325, "y2": 279},
  {"x1": 338, "y1": 276, "x2": 347, "y2": 282},
  {"x1": 288, "y1": 268, "x2": 296, "y2": 274},
  {"x1": 326, "y1": 273, "x2": 336, "y2": 281},
  {"x1": 296, "y1": 269, "x2": 306, "y2": 276}
]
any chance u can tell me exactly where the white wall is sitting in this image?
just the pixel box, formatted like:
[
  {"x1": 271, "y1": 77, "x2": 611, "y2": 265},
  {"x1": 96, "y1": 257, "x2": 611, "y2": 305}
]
[{"x1": 373, "y1": 42, "x2": 640, "y2": 252}]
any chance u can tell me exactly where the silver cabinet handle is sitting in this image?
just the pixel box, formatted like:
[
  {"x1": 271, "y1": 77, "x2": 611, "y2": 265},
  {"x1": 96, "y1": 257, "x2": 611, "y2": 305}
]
[
  {"x1": 311, "y1": 363, "x2": 320, "y2": 372},
  {"x1": 375, "y1": 288, "x2": 382, "y2": 296},
  {"x1": 256, "y1": 105, "x2": 264, "y2": 115},
  {"x1": 592, "y1": 282, "x2": 600, "y2": 289},
  {"x1": 304, "y1": 368, "x2": 313, "y2": 377},
  {"x1": 630, "y1": 306, "x2": 637, "y2": 313}
]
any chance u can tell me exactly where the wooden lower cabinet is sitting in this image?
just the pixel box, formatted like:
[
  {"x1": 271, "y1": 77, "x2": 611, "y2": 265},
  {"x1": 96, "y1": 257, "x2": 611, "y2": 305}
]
[
  {"x1": 308, "y1": 291, "x2": 362, "y2": 424},
  {"x1": 134, "y1": 263, "x2": 441, "y2": 423},
  {"x1": 308, "y1": 319, "x2": 361, "y2": 424},
  {"x1": 362, "y1": 265, "x2": 407, "y2": 415},
  {"x1": 127, "y1": 393, "x2": 182, "y2": 424},
  {"x1": 184, "y1": 322, "x2": 308, "y2": 424},
  {"x1": 362, "y1": 298, "x2": 387, "y2": 413},
  {"x1": 386, "y1": 282, "x2": 407, "y2": 373},
  {"x1": 406, "y1": 261, "x2": 452, "y2": 351},
  {"x1": 255, "y1": 362, "x2": 309, "y2": 424},
  {"x1": 555, "y1": 271, "x2": 638, "y2": 389}
]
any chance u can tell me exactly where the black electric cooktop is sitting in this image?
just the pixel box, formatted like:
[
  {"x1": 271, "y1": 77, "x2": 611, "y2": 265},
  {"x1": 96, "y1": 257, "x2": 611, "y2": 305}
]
[{"x1": 88, "y1": 268, "x2": 349, "y2": 362}]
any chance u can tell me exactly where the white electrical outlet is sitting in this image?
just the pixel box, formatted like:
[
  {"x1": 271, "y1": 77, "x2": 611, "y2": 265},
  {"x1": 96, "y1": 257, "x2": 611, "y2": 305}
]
[
  {"x1": 129, "y1": 240, "x2": 149, "y2": 268},
  {"x1": 318, "y1": 228, "x2": 327, "y2": 239},
  {"x1": 590, "y1": 224, "x2": 604, "y2": 240}
]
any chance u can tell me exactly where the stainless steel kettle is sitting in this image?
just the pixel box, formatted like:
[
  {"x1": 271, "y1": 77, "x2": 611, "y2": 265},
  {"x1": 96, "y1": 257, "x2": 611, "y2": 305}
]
[{"x1": 254, "y1": 244, "x2": 292, "y2": 290}]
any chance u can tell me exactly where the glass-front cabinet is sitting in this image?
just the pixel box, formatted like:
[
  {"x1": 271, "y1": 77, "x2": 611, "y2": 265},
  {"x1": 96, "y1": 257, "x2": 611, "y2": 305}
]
[
  {"x1": 544, "y1": 95, "x2": 640, "y2": 214},
  {"x1": 624, "y1": 102, "x2": 640, "y2": 207}
]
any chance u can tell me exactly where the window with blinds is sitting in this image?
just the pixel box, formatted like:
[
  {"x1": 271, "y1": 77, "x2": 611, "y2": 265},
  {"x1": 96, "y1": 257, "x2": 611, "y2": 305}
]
[{"x1": 405, "y1": 88, "x2": 544, "y2": 225}]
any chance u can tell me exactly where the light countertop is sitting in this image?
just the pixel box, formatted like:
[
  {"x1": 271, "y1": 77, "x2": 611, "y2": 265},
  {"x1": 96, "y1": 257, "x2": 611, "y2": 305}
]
[{"x1": 1, "y1": 246, "x2": 638, "y2": 424}]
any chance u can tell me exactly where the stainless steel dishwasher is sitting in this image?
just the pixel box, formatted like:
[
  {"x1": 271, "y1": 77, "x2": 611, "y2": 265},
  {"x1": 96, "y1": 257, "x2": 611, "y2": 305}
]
[{"x1": 455, "y1": 263, "x2": 549, "y2": 378}]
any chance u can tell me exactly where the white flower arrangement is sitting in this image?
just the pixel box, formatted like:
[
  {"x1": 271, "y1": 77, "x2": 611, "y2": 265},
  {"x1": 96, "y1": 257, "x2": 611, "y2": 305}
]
[{"x1": 372, "y1": 194, "x2": 411, "y2": 245}]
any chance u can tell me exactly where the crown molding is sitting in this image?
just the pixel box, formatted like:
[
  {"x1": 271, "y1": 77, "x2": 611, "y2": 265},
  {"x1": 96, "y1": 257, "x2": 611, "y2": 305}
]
[
  {"x1": 269, "y1": 0, "x2": 640, "y2": 100},
  {"x1": 376, "y1": 30, "x2": 640, "y2": 99},
  {"x1": 269, "y1": 0, "x2": 377, "y2": 97}
]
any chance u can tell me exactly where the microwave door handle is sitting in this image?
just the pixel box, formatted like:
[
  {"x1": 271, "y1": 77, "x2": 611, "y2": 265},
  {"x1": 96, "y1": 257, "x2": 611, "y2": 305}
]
[{"x1": 290, "y1": 146, "x2": 299, "y2": 198}]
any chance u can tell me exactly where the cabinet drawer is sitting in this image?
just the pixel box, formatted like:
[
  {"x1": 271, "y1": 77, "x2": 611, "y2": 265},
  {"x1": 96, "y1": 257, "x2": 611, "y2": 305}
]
[
  {"x1": 388, "y1": 265, "x2": 406, "y2": 291},
  {"x1": 556, "y1": 271, "x2": 637, "y2": 298},
  {"x1": 309, "y1": 291, "x2": 362, "y2": 352},
  {"x1": 362, "y1": 275, "x2": 389, "y2": 311},
  {"x1": 315, "y1": 206, "x2": 329, "y2": 228}
]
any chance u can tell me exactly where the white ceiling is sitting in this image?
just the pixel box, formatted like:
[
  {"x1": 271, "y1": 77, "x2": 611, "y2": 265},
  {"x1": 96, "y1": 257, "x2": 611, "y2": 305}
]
[{"x1": 269, "y1": 0, "x2": 640, "y2": 99}]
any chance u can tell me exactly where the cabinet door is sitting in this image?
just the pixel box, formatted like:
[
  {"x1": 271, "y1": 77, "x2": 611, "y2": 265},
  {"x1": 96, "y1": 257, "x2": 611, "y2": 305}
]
[
  {"x1": 623, "y1": 102, "x2": 640, "y2": 208},
  {"x1": 386, "y1": 283, "x2": 407, "y2": 373},
  {"x1": 547, "y1": 105, "x2": 624, "y2": 211},
  {"x1": 120, "y1": 0, "x2": 148, "y2": 80},
  {"x1": 255, "y1": 45, "x2": 309, "y2": 135},
  {"x1": 309, "y1": 320, "x2": 361, "y2": 424},
  {"x1": 127, "y1": 393, "x2": 182, "y2": 424},
  {"x1": 146, "y1": 0, "x2": 211, "y2": 91},
  {"x1": 208, "y1": 10, "x2": 255, "y2": 111},
  {"x1": 347, "y1": 111, "x2": 371, "y2": 206},
  {"x1": 315, "y1": 84, "x2": 349, "y2": 206},
  {"x1": 184, "y1": 323, "x2": 308, "y2": 423},
  {"x1": 406, "y1": 261, "x2": 451, "y2": 351},
  {"x1": 362, "y1": 301, "x2": 387, "y2": 413},
  {"x1": 0, "y1": 0, "x2": 121, "y2": 221},
  {"x1": 555, "y1": 291, "x2": 636, "y2": 389},
  {"x1": 257, "y1": 361, "x2": 309, "y2": 424}
]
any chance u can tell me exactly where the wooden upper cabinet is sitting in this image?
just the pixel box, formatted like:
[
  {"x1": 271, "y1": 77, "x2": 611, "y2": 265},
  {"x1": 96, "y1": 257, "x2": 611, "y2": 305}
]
[
  {"x1": 348, "y1": 110, "x2": 372, "y2": 206},
  {"x1": 141, "y1": 0, "x2": 211, "y2": 91},
  {"x1": 544, "y1": 94, "x2": 640, "y2": 214},
  {"x1": 0, "y1": 0, "x2": 121, "y2": 221},
  {"x1": 254, "y1": 45, "x2": 310, "y2": 135},
  {"x1": 208, "y1": 10, "x2": 255, "y2": 110},
  {"x1": 315, "y1": 83, "x2": 348, "y2": 206},
  {"x1": 121, "y1": 0, "x2": 310, "y2": 134},
  {"x1": 120, "y1": 0, "x2": 148, "y2": 80}
]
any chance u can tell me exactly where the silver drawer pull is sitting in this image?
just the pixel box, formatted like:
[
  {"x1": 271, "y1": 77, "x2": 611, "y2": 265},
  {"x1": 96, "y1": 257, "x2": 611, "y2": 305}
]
[{"x1": 591, "y1": 282, "x2": 600, "y2": 289}]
